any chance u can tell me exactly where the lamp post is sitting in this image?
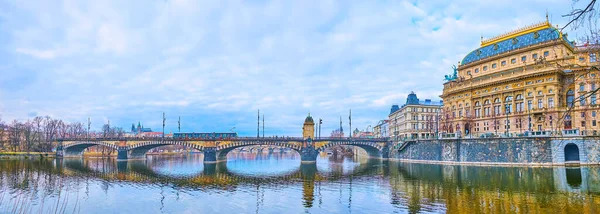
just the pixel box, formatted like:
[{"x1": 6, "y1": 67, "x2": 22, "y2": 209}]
[
  {"x1": 318, "y1": 118, "x2": 322, "y2": 139},
  {"x1": 435, "y1": 109, "x2": 439, "y2": 139},
  {"x1": 87, "y1": 117, "x2": 90, "y2": 142},
  {"x1": 505, "y1": 104, "x2": 509, "y2": 137},
  {"x1": 162, "y1": 112, "x2": 166, "y2": 140}
]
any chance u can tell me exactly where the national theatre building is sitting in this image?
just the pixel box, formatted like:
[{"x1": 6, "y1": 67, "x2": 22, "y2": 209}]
[{"x1": 441, "y1": 19, "x2": 599, "y2": 137}]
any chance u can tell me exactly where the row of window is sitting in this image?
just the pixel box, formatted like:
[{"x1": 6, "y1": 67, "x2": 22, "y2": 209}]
[
  {"x1": 475, "y1": 78, "x2": 554, "y2": 96},
  {"x1": 579, "y1": 83, "x2": 598, "y2": 91},
  {"x1": 578, "y1": 53, "x2": 598, "y2": 63},
  {"x1": 467, "y1": 51, "x2": 551, "y2": 75}
]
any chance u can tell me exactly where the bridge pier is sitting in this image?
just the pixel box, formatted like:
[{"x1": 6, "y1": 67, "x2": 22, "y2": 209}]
[
  {"x1": 300, "y1": 148, "x2": 318, "y2": 163},
  {"x1": 381, "y1": 142, "x2": 391, "y2": 159},
  {"x1": 203, "y1": 147, "x2": 228, "y2": 163},
  {"x1": 117, "y1": 150, "x2": 129, "y2": 160}
]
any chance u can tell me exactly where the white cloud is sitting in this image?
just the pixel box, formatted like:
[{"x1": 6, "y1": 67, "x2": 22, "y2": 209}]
[{"x1": 15, "y1": 48, "x2": 57, "y2": 59}]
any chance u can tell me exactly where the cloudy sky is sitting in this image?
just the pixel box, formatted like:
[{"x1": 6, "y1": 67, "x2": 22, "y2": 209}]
[{"x1": 0, "y1": 0, "x2": 588, "y2": 136}]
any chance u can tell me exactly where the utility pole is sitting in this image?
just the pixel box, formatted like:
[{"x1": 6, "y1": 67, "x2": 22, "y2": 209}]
[
  {"x1": 87, "y1": 117, "x2": 90, "y2": 142},
  {"x1": 178, "y1": 116, "x2": 181, "y2": 133},
  {"x1": 349, "y1": 109, "x2": 352, "y2": 139},
  {"x1": 262, "y1": 114, "x2": 264, "y2": 138},
  {"x1": 162, "y1": 112, "x2": 166, "y2": 140},
  {"x1": 435, "y1": 109, "x2": 439, "y2": 139},
  {"x1": 505, "y1": 105, "x2": 509, "y2": 137},
  {"x1": 319, "y1": 118, "x2": 322, "y2": 139},
  {"x1": 415, "y1": 108, "x2": 419, "y2": 142},
  {"x1": 257, "y1": 109, "x2": 260, "y2": 138},
  {"x1": 339, "y1": 116, "x2": 343, "y2": 139}
]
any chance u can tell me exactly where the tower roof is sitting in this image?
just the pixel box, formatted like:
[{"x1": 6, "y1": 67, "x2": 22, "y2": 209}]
[{"x1": 304, "y1": 113, "x2": 314, "y2": 124}]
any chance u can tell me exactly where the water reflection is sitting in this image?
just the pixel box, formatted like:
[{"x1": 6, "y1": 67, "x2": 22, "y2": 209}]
[
  {"x1": 566, "y1": 167, "x2": 582, "y2": 188},
  {"x1": 1, "y1": 155, "x2": 600, "y2": 213}
]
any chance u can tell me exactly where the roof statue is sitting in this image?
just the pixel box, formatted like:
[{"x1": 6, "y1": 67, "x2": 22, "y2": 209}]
[{"x1": 444, "y1": 65, "x2": 458, "y2": 82}]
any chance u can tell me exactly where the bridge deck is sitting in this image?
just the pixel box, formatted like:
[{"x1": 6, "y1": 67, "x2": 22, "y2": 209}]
[{"x1": 58, "y1": 137, "x2": 389, "y2": 142}]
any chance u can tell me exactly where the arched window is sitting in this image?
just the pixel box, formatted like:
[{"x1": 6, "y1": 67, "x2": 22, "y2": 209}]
[
  {"x1": 567, "y1": 90, "x2": 575, "y2": 107},
  {"x1": 505, "y1": 96, "x2": 513, "y2": 102},
  {"x1": 494, "y1": 98, "x2": 500, "y2": 103},
  {"x1": 484, "y1": 99, "x2": 490, "y2": 105},
  {"x1": 516, "y1": 94, "x2": 523, "y2": 100},
  {"x1": 475, "y1": 101, "x2": 481, "y2": 106}
]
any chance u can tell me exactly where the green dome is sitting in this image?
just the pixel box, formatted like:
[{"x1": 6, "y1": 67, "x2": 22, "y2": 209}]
[{"x1": 304, "y1": 114, "x2": 314, "y2": 124}]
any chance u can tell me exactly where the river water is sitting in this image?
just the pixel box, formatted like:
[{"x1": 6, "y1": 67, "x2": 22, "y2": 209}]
[{"x1": 1, "y1": 152, "x2": 599, "y2": 213}]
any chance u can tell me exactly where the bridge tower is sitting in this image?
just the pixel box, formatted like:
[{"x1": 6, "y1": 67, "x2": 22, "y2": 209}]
[
  {"x1": 302, "y1": 113, "x2": 315, "y2": 140},
  {"x1": 301, "y1": 114, "x2": 318, "y2": 163}
]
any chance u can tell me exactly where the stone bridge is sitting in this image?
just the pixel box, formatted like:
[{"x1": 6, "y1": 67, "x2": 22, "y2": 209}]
[{"x1": 56, "y1": 137, "x2": 391, "y2": 163}]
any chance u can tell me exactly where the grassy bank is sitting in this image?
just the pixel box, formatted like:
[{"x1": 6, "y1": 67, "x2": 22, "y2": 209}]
[
  {"x1": 0, "y1": 152, "x2": 56, "y2": 159},
  {"x1": 82, "y1": 152, "x2": 117, "y2": 157}
]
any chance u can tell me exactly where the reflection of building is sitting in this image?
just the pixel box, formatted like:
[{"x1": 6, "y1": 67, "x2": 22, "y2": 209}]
[
  {"x1": 441, "y1": 19, "x2": 600, "y2": 137},
  {"x1": 373, "y1": 120, "x2": 389, "y2": 138},
  {"x1": 389, "y1": 92, "x2": 442, "y2": 140}
]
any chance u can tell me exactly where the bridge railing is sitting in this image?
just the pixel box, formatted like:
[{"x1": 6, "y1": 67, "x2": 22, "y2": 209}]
[{"x1": 315, "y1": 137, "x2": 389, "y2": 142}]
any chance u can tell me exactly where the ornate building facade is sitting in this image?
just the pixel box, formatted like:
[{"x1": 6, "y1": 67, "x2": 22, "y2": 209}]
[
  {"x1": 441, "y1": 20, "x2": 600, "y2": 137},
  {"x1": 389, "y1": 92, "x2": 442, "y2": 141}
]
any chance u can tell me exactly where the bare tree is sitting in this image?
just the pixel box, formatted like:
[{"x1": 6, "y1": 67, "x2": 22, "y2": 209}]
[
  {"x1": 9, "y1": 120, "x2": 23, "y2": 152},
  {"x1": 0, "y1": 116, "x2": 5, "y2": 150}
]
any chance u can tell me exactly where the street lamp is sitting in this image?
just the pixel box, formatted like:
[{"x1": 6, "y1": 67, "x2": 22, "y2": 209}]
[{"x1": 505, "y1": 104, "x2": 509, "y2": 137}]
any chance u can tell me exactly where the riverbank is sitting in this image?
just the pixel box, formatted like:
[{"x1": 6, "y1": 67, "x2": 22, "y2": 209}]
[
  {"x1": 0, "y1": 152, "x2": 55, "y2": 159},
  {"x1": 393, "y1": 137, "x2": 600, "y2": 166}
]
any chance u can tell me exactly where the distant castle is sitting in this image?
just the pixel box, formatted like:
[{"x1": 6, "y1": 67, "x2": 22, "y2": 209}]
[{"x1": 131, "y1": 122, "x2": 153, "y2": 134}]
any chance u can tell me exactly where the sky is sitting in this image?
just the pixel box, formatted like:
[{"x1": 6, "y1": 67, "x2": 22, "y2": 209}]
[{"x1": 0, "y1": 0, "x2": 590, "y2": 136}]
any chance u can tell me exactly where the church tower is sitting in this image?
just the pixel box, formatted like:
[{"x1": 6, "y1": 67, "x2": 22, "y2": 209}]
[{"x1": 302, "y1": 113, "x2": 315, "y2": 140}]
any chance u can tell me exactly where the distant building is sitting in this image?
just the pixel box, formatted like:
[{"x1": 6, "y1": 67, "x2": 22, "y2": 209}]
[
  {"x1": 389, "y1": 92, "x2": 442, "y2": 141},
  {"x1": 352, "y1": 128, "x2": 374, "y2": 138},
  {"x1": 329, "y1": 128, "x2": 344, "y2": 138},
  {"x1": 131, "y1": 122, "x2": 153, "y2": 134},
  {"x1": 126, "y1": 122, "x2": 161, "y2": 137},
  {"x1": 373, "y1": 120, "x2": 389, "y2": 138}
]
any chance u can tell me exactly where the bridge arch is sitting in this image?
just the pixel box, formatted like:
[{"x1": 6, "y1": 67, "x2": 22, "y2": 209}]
[
  {"x1": 317, "y1": 141, "x2": 384, "y2": 157},
  {"x1": 215, "y1": 141, "x2": 302, "y2": 162},
  {"x1": 62, "y1": 141, "x2": 119, "y2": 157},
  {"x1": 126, "y1": 141, "x2": 204, "y2": 159}
]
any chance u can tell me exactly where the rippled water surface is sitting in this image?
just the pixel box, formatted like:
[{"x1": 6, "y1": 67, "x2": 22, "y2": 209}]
[{"x1": 1, "y1": 152, "x2": 600, "y2": 213}]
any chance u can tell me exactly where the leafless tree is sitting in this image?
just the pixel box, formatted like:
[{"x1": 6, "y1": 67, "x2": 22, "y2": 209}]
[
  {"x1": 9, "y1": 120, "x2": 23, "y2": 152},
  {"x1": 0, "y1": 116, "x2": 5, "y2": 150}
]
